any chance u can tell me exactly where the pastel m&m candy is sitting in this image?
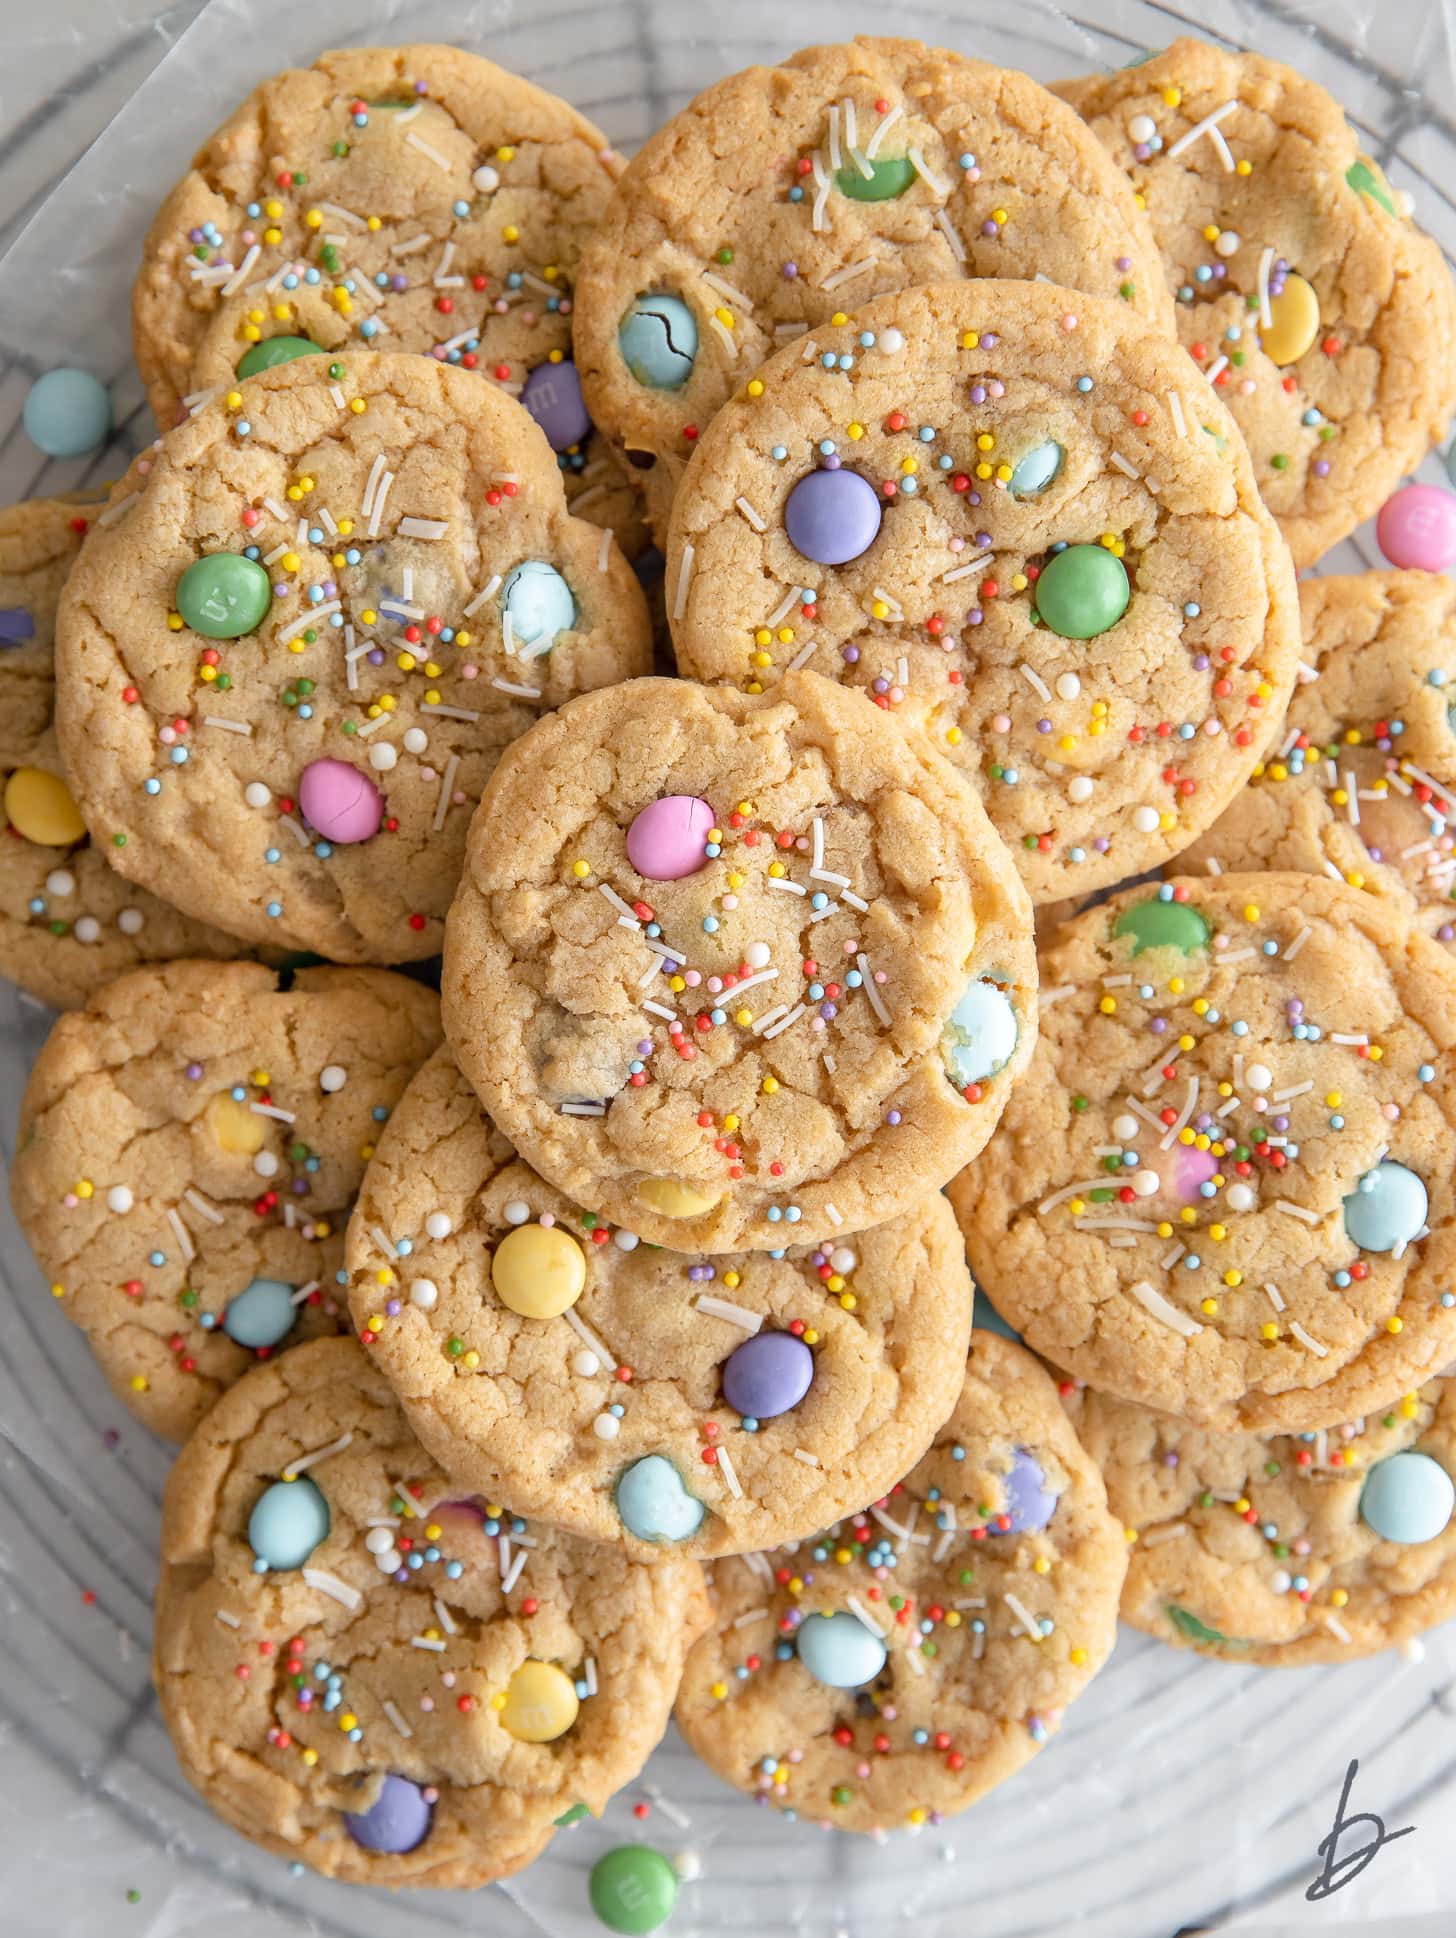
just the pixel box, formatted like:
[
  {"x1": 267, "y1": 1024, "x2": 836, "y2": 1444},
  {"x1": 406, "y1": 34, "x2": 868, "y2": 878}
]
[
  {"x1": 344, "y1": 1773, "x2": 433, "y2": 1853},
  {"x1": 499, "y1": 1659, "x2": 580, "y2": 1742},
  {"x1": 784, "y1": 466, "x2": 881, "y2": 565},
  {"x1": 1376, "y1": 483, "x2": 1456, "y2": 572},
  {"x1": 521, "y1": 358, "x2": 592, "y2": 450},
  {"x1": 236, "y1": 335, "x2": 322, "y2": 380},
  {"x1": 625, "y1": 795, "x2": 714, "y2": 881},
  {"x1": 247, "y1": 1476, "x2": 329, "y2": 1570},
  {"x1": 1360, "y1": 1450, "x2": 1456, "y2": 1544},
  {"x1": 619, "y1": 294, "x2": 698, "y2": 390},
  {"x1": 175, "y1": 552, "x2": 272, "y2": 638},
  {"x1": 589, "y1": 1845, "x2": 680, "y2": 1934},
  {"x1": 796, "y1": 1609, "x2": 887, "y2": 1688},
  {"x1": 5, "y1": 766, "x2": 86, "y2": 846},
  {"x1": 222, "y1": 1276, "x2": 297, "y2": 1349},
  {"x1": 1342, "y1": 1159, "x2": 1428, "y2": 1254},
  {"x1": 23, "y1": 367, "x2": 111, "y2": 457},
  {"x1": 1034, "y1": 543, "x2": 1130, "y2": 640},
  {"x1": 722, "y1": 1331, "x2": 813, "y2": 1420},
  {"x1": 614, "y1": 1454, "x2": 704, "y2": 1543},
  {"x1": 298, "y1": 758, "x2": 383, "y2": 844},
  {"x1": 491, "y1": 1222, "x2": 586, "y2": 1318},
  {"x1": 501, "y1": 559, "x2": 575, "y2": 650}
]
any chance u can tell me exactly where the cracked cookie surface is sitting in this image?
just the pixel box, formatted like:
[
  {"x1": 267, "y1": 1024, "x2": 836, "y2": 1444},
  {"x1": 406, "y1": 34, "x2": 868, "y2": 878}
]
[
  {"x1": 345, "y1": 1048, "x2": 973, "y2": 1558},
  {"x1": 155, "y1": 1338, "x2": 708, "y2": 1886},
  {"x1": 132, "y1": 42, "x2": 646, "y2": 553},
  {"x1": 1182, "y1": 572, "x2": 1456, "y2": 944},
  {"x1": 10, "y1": 959, "x2": 441, "y2": 1438},
  {"x1": 1056, "y1": 39, "x2": 1456, "y2": 567},
  {"x1": 1069, "y1": 1370, "x2": 1456, "y2": 1664},
  {"x1": 576, "y1": 35, "x2": 1172, "y2": 543},
  {"x1": 0, "y1": 493, "x2": 253, "y2": 1007},
  {"x1": 55, "y1": 352, "x2": 651, "y2": 962},
  {"x1": 674, "y1": 1330, "x2": 1124, "y2": 1832},
  {"x1": 665, "y1": 281, "x2": 1300, "y2": 906},
  {"x1": 442, "y1": 670, "x2": 1037, "y2": 1252},
  {"x1": 950, "y1": 873, "x2": 1456, "y2": 1431}
]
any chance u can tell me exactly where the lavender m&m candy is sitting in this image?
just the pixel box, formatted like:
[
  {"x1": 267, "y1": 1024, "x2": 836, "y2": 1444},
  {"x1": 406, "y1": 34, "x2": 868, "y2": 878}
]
[
  {"x1": 722, "y1": 1330, "x2": 813, "y2": 1420},
  {"x1": 521, "y1": 358, "x2": 592, "y2": 451},
  {"x1": 298, "y1": 758, "x2": 383, "y2": 844},
  {"x1": 1376, "y1": 484, "x2": 1456, "y2": 572},
  {"x1": 626, "y1": 794, "x2": 714, "y2": 880},
  {"x1": 344, "y1": 1773, "x2": 433, "y2": 1853},
  {"x1": 999, "y1": 1447, "x2": 1059, "y2": 1534},
  {"x1": 784, "y1": 468, "x2": 882, "y2": 566}
]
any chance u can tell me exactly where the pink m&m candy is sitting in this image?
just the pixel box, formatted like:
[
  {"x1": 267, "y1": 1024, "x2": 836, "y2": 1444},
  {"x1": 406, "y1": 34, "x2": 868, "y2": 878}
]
[
  {"x1": 1376, "y1": 483, "x2": 1456, "y2": 572},
  {"x1": 626, "y1": 794, "x2": 714, "y2": 881},
  {"x1": 298, "y1": 758, "x2": 383, "y2": 844}
]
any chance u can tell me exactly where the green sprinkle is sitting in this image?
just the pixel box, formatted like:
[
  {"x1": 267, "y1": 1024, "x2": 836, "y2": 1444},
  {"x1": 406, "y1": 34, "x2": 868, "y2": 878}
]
[
  {"x1": 554, "y1": 1801, "x2": 590, "y2": 1827},
  {"x1": 48, "y1": 920, "x2": 68, "y2": 937},
  {"x1": 1270, "y1": 454, "x2": 1290, "y2": 471},
  {"x1": 112, "y1": 833, "x2": 127, "y2": 848},
  {"x1": 716, "y1": 247, "x2": 734, "y2": 264},
  {"x1": 1167, "y1": 1604, "x2": 1247, "y2": 1649},
  {"x1": 446, "y1": 1337, "x2": 464, "y2": 1357},
  {"x1": 1071, "y1": 1095, "x2": 1090, "y2": 1113},
  {"x1": 1119, "y1": 282, "x2": 1135, "y2": 300},
  {"x1": 180, "y1": 1289, "x2": 198, "y2": 1309},
  {"x1": 832, "y1": 1786, "x2": 853, "y2": 1806}
]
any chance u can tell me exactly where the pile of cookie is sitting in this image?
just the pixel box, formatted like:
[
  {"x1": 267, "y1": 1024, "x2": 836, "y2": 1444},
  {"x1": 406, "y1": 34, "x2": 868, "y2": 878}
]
[{"x1": 6, "y1": 29, "x2": 1456, "y2": 1912}]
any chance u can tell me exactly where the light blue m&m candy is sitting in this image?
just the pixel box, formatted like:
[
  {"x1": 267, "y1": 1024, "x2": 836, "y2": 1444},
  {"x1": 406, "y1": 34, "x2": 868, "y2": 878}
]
[
  {"x1": 1342, "y1": 1160, "x2": 1428, "y2": 1253},
  {"x1": 248, "y1": 1477, "x2": 329, "y2": 1570},
  {"x1": 501, "y1": 560, "x2": 575, "y2": 651},
  {"x1": 619, "y1": 294, "x2": 697, "y2": 390},
  {"x1": 222, "y1": 1276, "x2": 297, "y2": 1349},
  {"x1": 1008, "y1": 440, "x2": 1064, "y2": 499},
  {"x1": 614, "y1": 1455, "x2": 704, "y2": 1543},
  {"x1": 942, "y1": 978, "x2": 1019, "y2": 1087},
  {"x1": 796, "y1": 1610, "x2": 887, "y2": 1689},
  {"x1": 1360, "y1": 1451, "x2": 1455, "y2": 1544},
  {"x1": 23, "y1": 368, "x2": 112, "y2": 457}
]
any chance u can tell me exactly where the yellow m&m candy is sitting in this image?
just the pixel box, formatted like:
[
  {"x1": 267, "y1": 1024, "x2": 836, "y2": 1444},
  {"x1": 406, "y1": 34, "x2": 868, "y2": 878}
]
[
  {"x1": 637, "y1": 1177, "x2": 722, "y2": 1220},
  {"x1": 5, "y1": 767, "x2": 85, "y2": 846},
  {"x1": 491, "y1": 1223, "x2": 586, "y2": 1318},
  {"x1": 498, "y1": 1659, "x2": 580, "y2": 1742},
  {"x1": 205, "y1": 1091, "x2": 266, "y2": 1156},
  {"x1": 1260, "y1": 273, "x2": 1320, "y2": 366}
]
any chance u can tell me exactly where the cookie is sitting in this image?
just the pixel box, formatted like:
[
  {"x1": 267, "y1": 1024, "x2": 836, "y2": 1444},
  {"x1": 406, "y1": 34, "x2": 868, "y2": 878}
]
[
  {"x1": 0, "y1": 495, "x2": 256, "y2": 1008},
  {"x1": 10, "y1": 960, "x2": 441, "y2": 1439},
  {"x1": 664, "y1": 280, "x2": 1301, "y2": 906},
  {"x1": 574, "y1": 35, "x2": 1173, "y2": 542},
  {"x1": 442, "y1": 670, "x2": 1037, "y2": 1252},
  {"x1": 673, "y1": 1330, "x2": 1124, "y2": 1832},
  {"x1": 950, "y1": 873, "x2": 1456, "y2": 1432},
  {"x1": 155, "y1": 1338, "x2": 708, "y2": 1886},
  {"x1": 1055, "y1": 40, "x2": 1456, "y2": 568},
  {"x1": 344, "y1": 1047, "x2": 974, "y2": 1557},
  {"x1": 1182, "y1": 572, "x2": 1456, "y2": 944},
  {"x1": 132, "y1": 43, "x2": 646, "y2": 554},
  {"x1": 54, "y1": 352, "x2": 652, "y2": 962},
  {"x1": 1070, "y1": 1371, "x2": 1456, "y2": 1664}
]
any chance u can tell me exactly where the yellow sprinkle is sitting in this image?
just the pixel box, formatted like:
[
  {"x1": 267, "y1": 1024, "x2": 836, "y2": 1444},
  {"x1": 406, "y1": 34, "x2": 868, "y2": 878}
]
[
  {"x1": 572, "y1": 859, "x2": 591, "y2": 878},
  {"x1": 50, "y1": 1282, "x2": 64, "y2": 1300},
  {"x1": 1201, "y1": 1298, "x2": 1219, "y2": 1316},
  {"x1": 1330, "y1": 1588, "x2": 1349, "y2": 1608},
  {"x1": 224, "y1": 390, "x2": 243, "y2": 410},
  {"x1": 711, "y1": 1681, "x2": 728, "y2": 1700},
  {"x1": 1033, "y1": 1555, "x2": 1051, "y2": 1575},
  {"x1": 960, "y1": 331, "x2": 980, "y2": 349},
  {"x1": 76, "y1": 1180, "x2": 94, "y2": 1200},
  {"x1": 1162, "y1": 86, "x2": 1182, "y2": 107},
  {"x1": 1223, "y1": 1270, "x2": 1243, "y2": 1288},
  {"x1": 746, "y1": 379, "x2": 764, "y2": 398},
  {"x1": 130, "y1": 1375, "x2": 148, "y2": 1392},
  {"x1": 1236, "y1": 159, "x2": 1252, "y2": 175},
  {"x1": 1098, "y1": 995, "x2": 1117, "y2": 1015},
  {"x1": 167, "y1": 612, "x2": 184, "y2": 632},
  {"x1": 503, "y1": 224, "x2": 520, "y2": 243},
  {"x1": 1387, "y1": 1316, "x2": 1403, "y2": 1334},
  {"x1": 946, "y1": 726, "x2": 962, "y2": 746},
  {"x1": 1261, "y1": 1322, "x2": 1279, "y2": 1341},
  {"x1": 761, "y1": 1076, "x2": 779, "y2": 1095},
  {"x1": 722, "y1": 1270, "x2": 741, "y2": 1288},
  {"x1": 302, "y1": 1748, "x2": 318, "y2": 1766},
  {"x1": 991, "y1": 207, "x2": 1008, "y2": 225},
  {"x1": 1070, "y1": 1646, "x2": 1088, "y2": 1666},
  {"x1": 830, "y1": 312, "x2": 848, "y2": 326},
  {"x1": 1242, "y1": 904, "x2": 1259, "y2": 923},
  {"x1": 848, "y1": 421, "x2": 865, "y2": 440},
  {"x1": 1209, "y1": 1224, "x2": 1227, "y2": 1242}
]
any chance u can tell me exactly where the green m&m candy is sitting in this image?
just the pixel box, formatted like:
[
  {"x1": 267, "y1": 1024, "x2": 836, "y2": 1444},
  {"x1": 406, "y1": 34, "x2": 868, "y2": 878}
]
[
  {"x1": 835, "y1": 156, "x2": 916, "y2": 201},
  {"x1": 176, "y1": 553, "x2": 272, "y2": 639},
  {"x1": 236, "y1": 335, "x2": 323, "y2": 379},
  {"x1": 1034, "y1": 543, "x2": 1130, "y2": 640},
  {"x1": 589, "y1": 1845, "x2": 679, "y2": 1934}
]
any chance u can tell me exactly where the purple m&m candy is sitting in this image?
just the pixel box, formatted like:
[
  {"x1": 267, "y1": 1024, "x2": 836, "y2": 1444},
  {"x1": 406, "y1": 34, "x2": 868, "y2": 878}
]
[
  {"x1": 1376, "y1": 484, "x2": 1456, "y2": 572},
  {"x1": 784, "y1": 468, "x2": 882, "y2": 566},
  {"x1": 626, "y1": 794, "x2": 715, "y2": 880},
  {"x1": 344, "y1": 1773, "x2": 433, "y2": 1853},
  {"x1": 999, "y1": 1448, "x2": 1059, "y2": 1534},
  {"x1": 298, "y1": 758, "x2": 383, "y2": 844},
  {"x1": 722, "y1": 1331, "x2": 814, "y2": 1420},
  {"x1": 521, "y1": 358, "x2": 593, "y2": 451}
]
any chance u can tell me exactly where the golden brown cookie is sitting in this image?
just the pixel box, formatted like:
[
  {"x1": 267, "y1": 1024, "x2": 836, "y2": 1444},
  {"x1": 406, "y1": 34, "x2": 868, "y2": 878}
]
[
  {"x1": 155, "y1": 1338, "x2": 708, "y2": 1885},
  {"x1": 0, "y1": 494, "x2": 254, "y2": 1008},
  {"x1": 1070, "y1": 1371, "x2": 1456, "y2": 1665},
  {"x1": 345, "y1": 1047, "x2": 973, "y2": 1557},
  {"x1": 674, "y1": 1331, "x2": 1125, "y2": 1832},
  {"x1": 442, "y1": 671, "x2": 1037, "y2": 1252},
  {"x1": 664, "y1": 280, "x2": 1301, "y2": 906},
  {"x1": 951, "y1": 873, "x2": 1456, "y2": 1432},
  {"x1": 575, "y1": 36, "x2": 1173, "y2": 541},
  {"x1": 132, "y1": 43, "x2": 646, "y2": 553},
  {"x1": 55, "y1": 352, "x2": 652, "y2": 963},
  {"x1": 1055, "y1": 39, "x2": 1456, "y2": 567},
  {"x1": 1182, "y1": 572, "x2": 1456, "y2": 944},
  {"x1": 10, "y1": 959, "x2": 441, "y2": 1438}
]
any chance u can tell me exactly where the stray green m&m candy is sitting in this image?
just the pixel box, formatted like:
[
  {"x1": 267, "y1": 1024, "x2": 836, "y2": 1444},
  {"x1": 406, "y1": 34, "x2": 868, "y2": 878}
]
[
  {"x1": 589, "y1": 1845, "x2": 679, "y2": 1934},
  {"x1": 237, "y1": 335, "x2": 323, "y2": 379},
  {"x1": 1034, "y1": 543, "x2": 1130, "y2": 640},
  {"x1": 176, "y1": 553, "x2": 272, "y2": 638}
]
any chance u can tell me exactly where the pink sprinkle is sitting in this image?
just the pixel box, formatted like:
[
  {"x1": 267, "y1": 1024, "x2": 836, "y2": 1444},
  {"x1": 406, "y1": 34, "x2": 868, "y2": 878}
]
[
  {"x1": 539, "y1": 1213, "x2": 556, "y2": 1228},
  {"x1": 992, "y1": 713, "x2": 1011, "y2": 732},
  {"x1": 420, "y1": 1696, "x2": 435, "y2": 1712},
  {"x1": 462, "y1": 664, "x2": 479, "y2": 679},
  {"x1": 1061, "y1": 314, "x2": 1079, "y2": 331}
]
